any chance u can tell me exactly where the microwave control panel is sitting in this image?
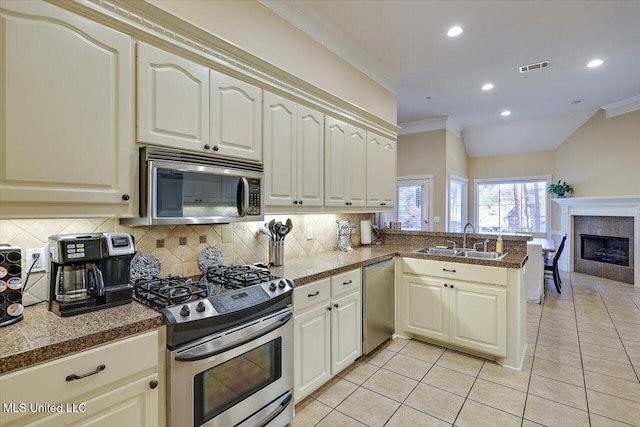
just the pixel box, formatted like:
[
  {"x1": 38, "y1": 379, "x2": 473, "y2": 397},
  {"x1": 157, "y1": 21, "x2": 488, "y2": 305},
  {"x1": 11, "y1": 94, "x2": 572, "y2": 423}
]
[{"x1": 247, "y1": 178, "x2": 261, "y2": 216}]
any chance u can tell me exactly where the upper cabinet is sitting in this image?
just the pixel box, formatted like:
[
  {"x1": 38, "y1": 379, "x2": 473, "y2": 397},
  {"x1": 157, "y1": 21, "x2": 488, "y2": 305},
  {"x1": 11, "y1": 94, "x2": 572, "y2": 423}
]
[
  {"x1": 0, "y1": 0, "x2": 136, "y2": 218},
  {"x1": 367, "y1": 134, "x2": 396, "y2": 208},
  {"x1": 210, "y1": 71, "x2": 263, "y2": 162},
  {"x1": 263, "y1": 92, "x2": 324, "y2": 207},
  {"x1": 137, "y1": 42, "x2": 210, "y2": 151},
  {"x1": 137, "y1": 44, "x2": 262, "y2": 162},
  {"x1": 325, "y1": 118, "x2": 367, "y2": 208}
]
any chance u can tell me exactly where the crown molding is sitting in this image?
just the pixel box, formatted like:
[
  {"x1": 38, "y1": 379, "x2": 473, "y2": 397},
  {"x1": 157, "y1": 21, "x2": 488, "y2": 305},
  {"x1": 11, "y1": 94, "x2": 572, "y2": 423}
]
[
  {"x1": 446, "y1": 118, "x2": 462, "y2": 138},
  {"x1": 398, "y1": 117, "x2": 448, "y2": 136},
  {"x1": 602, "y1": 95, "x2": 640, "y2": 119},
  {"x1": 259, "y1": 0, "x2": 398, "y2": 95}
]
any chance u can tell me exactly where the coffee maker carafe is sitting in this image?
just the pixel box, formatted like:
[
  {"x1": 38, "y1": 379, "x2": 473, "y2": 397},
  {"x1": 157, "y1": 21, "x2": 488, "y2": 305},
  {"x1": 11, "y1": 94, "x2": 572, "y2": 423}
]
[{"x1": 48, "y1": 233, "x2": 136, "y2": 317}]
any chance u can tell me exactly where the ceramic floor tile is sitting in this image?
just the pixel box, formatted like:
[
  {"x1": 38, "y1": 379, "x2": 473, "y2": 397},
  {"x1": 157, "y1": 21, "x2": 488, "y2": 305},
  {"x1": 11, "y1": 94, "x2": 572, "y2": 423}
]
[
  {"x1": 335, "y1": 388, "x2": 400, "y2": 427},
  {"x1": 454, "y1": 399, "x2": 521, "y2": 427},
  {"x1": 589, "y1": 413, "x2": 636, "y2": 427},
  {"x1": 311, "y1": 376, "x2": 359, "y2": 408},
  {"x1": 534, "y1": 343, "x2": 583, "y2": 368},
  {"x1": 580, "y1": 342, "x2": 631, "y2": 364},
  {"x1": 622, "y1": 340, "x2": 640, "y2": 366},
  {"x1": 362, "y1": 347, "x2": 396, "y2": 367},
  {"x1": 587, "y1": 389, "x2": 640, "y2": 426},
  {"x1": 576, "y1": 322, "x2": 619, "y2": 338},
  {"x1": 399, "y1": 340, "x2": 446, "y2": 363},
  {"x1": 385, "y1": 404, "x2": 451, "y2": 427},
  {"x1": 528, "y1": 374, "x2": 587, "y2": 410},
  {"x1": 422, "y1": 365, "x2": 475, "y2": 397},
  {"x1": 536, "y1": 333, "x2": 581, "y2": 352},
  {"x1": 531, "y1": 357, "x2": 584, "y2": 386},
  {"x1": 337, "y1": 361, "x2": 379, "y2": 385},
  {"x1": 582, "y1": 354, "x2": 638, "y2": 381},
  {"x1": 579, "y1": 330, "x2": 624, "y2": 349},
  {"x1": 467, "y1": 378, "x2": 526, "y2": 416},
  {"x1": 382, "y1": 353, "x2": 433, "y2": 381},
  {"x1": 435, "y1": 350, "x2": 485, "y2": 377},
  {"x1": 290, "y1": 398, "x2": 332, "y2": 427},
  {"x1": 361, "y1": 368, "x2": 418, "y2": 402},
  {"x1": 315, "y1": 410, "x2": 366, "y2": 427},
  {"x1": 523, "y1": 395, "x2": 590, "y2": 427},
  {"x1": 383, "y1": 338, "x2": 411, "y2": 352},
  {"x1": 584, "y1": 370, "x2": 640, "y2": 402},
  {"x1": 478, "y1": 361, "x2": 531, "y2": 392},
  {"x1": 617, "y1": 328, "x2": 640, "y2": 343},
  {"x1": 404, "y1": 383, "x2": 465, "y2": 424}
]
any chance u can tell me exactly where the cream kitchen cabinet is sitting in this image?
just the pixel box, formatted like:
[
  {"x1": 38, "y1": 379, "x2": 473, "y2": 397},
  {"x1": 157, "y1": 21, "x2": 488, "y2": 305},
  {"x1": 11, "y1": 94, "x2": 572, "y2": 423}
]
[
  {"x1": 0, "y1": 330, "x2": 162, "y2": 427},
  {"x1": 366, "y1": 133, "x2": 396, "y2": 208},
  {"x1": 263, "y1": 92, "x2": 324, "y2": 207},
  {"x1": 210, "y1": 70, "x2": 262, "y2": 162},
  {"x1": 0, "y1": 0, "x2": 136, "y2": 218},
  {"x1": 137, "y1": 42, "x2": 210, "y2": 152},
  {"x1": 402, "y1": 258, "x2": 507, "y2": 357},
  {"x1": 293, "y1": 269, "x2": 361, "y2": 403},
  {"x1": 324, "y1": 118, "x2": 367, "y2": 208}
]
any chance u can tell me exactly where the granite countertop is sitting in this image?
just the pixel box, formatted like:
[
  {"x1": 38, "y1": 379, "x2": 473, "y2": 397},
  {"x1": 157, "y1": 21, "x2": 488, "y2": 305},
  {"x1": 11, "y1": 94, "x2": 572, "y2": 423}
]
[
  {"x1": 0, "y1": 243, "x2": 526, "y2": 375},
  {"x1": 0, "y1": 302, "x2": 163, "y2": 375}
]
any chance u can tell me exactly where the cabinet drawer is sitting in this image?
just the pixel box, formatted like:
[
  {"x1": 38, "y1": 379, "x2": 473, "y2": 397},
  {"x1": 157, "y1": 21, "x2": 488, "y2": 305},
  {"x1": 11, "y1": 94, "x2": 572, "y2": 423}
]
[
  {"x1": 293, "y1": 278, "x2": 330, "y2": 313},
  {"x1": 331, "y1": 269, "x2": 361, "y2": 297},
  {"x1": 0, "y1": 330, "x2": 159, "y2": 422},
  {"x1": 403, "y1": 258, "x2": 507, "y2": 286}
]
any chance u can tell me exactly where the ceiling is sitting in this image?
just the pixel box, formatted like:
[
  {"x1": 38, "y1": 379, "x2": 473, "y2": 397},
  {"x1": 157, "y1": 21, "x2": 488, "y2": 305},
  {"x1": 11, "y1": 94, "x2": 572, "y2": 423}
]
[{"x1": 261, "y1": 0, "x2": 640, "y2": 157}]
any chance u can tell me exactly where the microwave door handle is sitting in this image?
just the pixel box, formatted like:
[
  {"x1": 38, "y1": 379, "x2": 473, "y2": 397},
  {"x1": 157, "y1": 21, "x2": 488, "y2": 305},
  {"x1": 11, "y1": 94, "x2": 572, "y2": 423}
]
[{"x1": 238, "y1": 177, "x2": 249, "y2": 217}]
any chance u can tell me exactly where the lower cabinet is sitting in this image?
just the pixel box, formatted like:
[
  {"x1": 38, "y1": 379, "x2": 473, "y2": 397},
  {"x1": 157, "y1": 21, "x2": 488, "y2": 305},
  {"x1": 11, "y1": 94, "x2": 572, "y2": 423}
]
[
  {"x1": 0, "y1": 330, "x2": 162, "y2": 427},
  {"x1": 293, "y1": 269, "x2": 361, "y2": 403},
  {"x1": 402, "y1": 258, "x2": 507, "y2": 357}
]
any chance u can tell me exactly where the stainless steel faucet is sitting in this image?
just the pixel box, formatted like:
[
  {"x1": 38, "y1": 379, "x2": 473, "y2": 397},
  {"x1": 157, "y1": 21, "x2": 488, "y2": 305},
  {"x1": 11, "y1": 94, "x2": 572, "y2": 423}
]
[
  {"x1": 462, "y1": 223, "x2": 475, "y2": 249},
  {"x1": 446, "y1": 240, "x2": 457, "y2": 249}
]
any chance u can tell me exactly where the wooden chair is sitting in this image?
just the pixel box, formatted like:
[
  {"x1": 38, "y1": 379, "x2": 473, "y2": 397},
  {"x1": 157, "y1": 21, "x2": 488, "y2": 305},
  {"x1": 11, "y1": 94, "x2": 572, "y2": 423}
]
[{"x1": 545, "y1": 234, "x2": 566, "y2": 293}]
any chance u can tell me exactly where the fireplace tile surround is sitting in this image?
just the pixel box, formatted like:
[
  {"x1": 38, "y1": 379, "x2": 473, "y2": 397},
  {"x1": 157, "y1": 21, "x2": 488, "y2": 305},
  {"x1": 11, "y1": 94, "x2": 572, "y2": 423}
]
[{"x1": 555, "y1": 196, "x2": 640, "y2": 287}]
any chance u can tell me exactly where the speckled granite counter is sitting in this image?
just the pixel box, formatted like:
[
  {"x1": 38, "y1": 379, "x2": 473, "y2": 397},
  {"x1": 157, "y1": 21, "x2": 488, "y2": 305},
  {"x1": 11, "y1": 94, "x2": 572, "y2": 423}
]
[
  {"x1": 269, "y1": 242, "x2": 527, "y2": 286},
  {"x1": 0, "y1": 302, "x2": 163, "y2": 375}
]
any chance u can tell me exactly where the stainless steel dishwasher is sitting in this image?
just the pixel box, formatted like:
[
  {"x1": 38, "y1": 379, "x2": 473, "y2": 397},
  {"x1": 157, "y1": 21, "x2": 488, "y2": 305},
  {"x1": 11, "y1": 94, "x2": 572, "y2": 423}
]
[{"x1": 362, "y1": 259, "x2": 395, "y2": 354}]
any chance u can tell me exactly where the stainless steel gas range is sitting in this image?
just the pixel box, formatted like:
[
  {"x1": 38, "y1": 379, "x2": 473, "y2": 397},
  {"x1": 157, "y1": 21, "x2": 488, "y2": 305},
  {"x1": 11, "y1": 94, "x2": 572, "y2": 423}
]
[{"x1": 132, "y1": 265, "x2": 295, "y2": 427}]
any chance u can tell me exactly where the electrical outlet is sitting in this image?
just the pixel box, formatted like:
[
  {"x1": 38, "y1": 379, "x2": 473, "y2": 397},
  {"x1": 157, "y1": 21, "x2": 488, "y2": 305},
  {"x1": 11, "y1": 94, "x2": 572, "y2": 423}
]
[
  {"x1": 306, "y1": 226, "x2": 313, "y2": 240},
  {"x1": 434, "y1": 216, "x2": 441, "y2": 223},
  {"x1": 26, "y1": 248, "x2": 47, "y2": 273}
]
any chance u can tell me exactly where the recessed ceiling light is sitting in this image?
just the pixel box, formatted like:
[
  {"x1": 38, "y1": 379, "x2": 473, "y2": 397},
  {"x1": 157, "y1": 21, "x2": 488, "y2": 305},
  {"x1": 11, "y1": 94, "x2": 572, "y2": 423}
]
[
  {"x1": 425, "y1": 96, "x2": 432, "y2": 100},
  {"x1": 447, "y1": 26, "x2": 463, "y2": 37},
  {"x1": 501, "y1": 110, "x2": 511, "y2": 117},
  {"x1": 587, "y1": 59, "x2": 603, "y2": 68},
  {"x1": 482, "y1": 83, "x2": 494, "y2": 91}
]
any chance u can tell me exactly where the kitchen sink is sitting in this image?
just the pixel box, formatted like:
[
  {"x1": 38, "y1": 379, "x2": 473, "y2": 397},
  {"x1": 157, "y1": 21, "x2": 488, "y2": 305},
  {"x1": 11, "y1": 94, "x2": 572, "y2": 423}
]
[{"x1": 413, "y1": 247, "x2": 508, "y2": 260}]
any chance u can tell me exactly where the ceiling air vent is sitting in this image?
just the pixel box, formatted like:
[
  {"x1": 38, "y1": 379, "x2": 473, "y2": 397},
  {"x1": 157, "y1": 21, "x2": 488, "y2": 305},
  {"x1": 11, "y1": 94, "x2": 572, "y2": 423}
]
[{"x1": 519, "y1": 60, "x2": 550, "y2": 73}]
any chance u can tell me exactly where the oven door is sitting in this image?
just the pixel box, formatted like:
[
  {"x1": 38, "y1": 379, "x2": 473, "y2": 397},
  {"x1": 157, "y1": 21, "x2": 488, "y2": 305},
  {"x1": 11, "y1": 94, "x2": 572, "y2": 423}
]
[{"x1": 169, "y1": 308, "x2": 293, "y2": 427}]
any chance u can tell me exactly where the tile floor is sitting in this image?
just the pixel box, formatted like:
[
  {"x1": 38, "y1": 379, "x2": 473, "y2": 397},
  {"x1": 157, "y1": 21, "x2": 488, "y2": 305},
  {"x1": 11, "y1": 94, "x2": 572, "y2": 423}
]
[{"x1": 291, "y1": 272, "x2": 640, "y2": 426}]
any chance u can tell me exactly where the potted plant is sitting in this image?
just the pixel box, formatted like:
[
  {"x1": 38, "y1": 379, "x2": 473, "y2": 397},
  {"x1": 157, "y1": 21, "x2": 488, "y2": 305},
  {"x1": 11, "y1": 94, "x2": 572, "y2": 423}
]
[{"x1": 547, "y1": 180, "x2": 574, "y2": 198}]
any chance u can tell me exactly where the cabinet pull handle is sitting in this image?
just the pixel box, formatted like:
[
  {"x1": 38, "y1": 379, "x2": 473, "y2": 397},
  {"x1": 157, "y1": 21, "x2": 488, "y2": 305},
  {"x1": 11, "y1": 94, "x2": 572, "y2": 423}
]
[
  {"x1": 327, "y1": 306, "x2": 332, "y2": 311},
  {"x1": 444, "y1": 283, "x2": 448, "y2": 287},
  {"x1": 343, "y1": 280, "x2": 353, "y2": 286},
  {"x1": 308, "y1": 291, "x2": 320, "y2": 298},
  {"x1": 450, "y1": 285, "x2": 455, "y2": 288},
  {"x1": 66, "y1": 364, "x2": 106, "y2": 382},
  {"x1": 442, "y1": 268, "x2": 457, "y2": 273},
  {"x1": 299, "y1": 200, "x2": 303, "y2": 205},
  {"x1": 293, "y1": 200, "x2": 298, "y2": 205},
  {"x1": 149, "y1": 380, "x2": 159, "y2": 389},
  {"x1": 204, "y1": 144, "x2": 211, "y2": 150},
  {"x1": 213, "y1": 146, "x2": 219, "y2": 151},
  {"x1": 334, "y1": 303, "x2": 339, "y2": 308},
  {"x1": 121, "y1": 194, "x2": 130, "y2": 201}
]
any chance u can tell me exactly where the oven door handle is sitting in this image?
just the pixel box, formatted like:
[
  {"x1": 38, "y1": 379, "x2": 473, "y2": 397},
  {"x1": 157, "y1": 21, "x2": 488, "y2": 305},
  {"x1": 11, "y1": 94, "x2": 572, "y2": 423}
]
[
  {"x1": 175, "y1": 312, "x2": 293, "y2": 362},
  {"x1": 255, "y1": 391, "x2": 293, "y2": 427}
]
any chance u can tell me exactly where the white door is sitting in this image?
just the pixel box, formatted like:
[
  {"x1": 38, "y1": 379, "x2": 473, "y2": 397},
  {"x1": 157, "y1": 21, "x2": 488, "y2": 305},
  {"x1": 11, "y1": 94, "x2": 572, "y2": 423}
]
[
  {"x1": 331, "y1": 291, "x2": 362, "y2": 375},
  {"x1": 297, "y1": 105, "x2": 324, "y2": 206},
  {"x1": 403, "y1": 274, "x2": 448, "y2": 341},
  {"x1": 293, "y1": 304, "x2": 331, "y2": 403},
  {"x1": 347, "y1": 125, "x2": 367, "y2": 207},
  {"x1": 396, "y1": 178, "x2": 431, "y2": 231},
  {"x1": 324, "y1": 117, "x2": 348, "y2": 207}
]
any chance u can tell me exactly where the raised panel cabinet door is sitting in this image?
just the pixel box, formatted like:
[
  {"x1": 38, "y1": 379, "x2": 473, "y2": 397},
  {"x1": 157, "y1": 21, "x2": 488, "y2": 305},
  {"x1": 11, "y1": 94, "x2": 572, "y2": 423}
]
[
  {"x1": 448, "y1": 281, "x2": 507, "y2": 357},
  {"x1": 137, "y1": 42, "x2": 210, "y2": 151},
  {"x1": 22, "y1": 374, "x2": 159, "y2": 427},
  {"x1": 297, "y1": 105, "x2": 324, "y2": 206},
  {"x1": 210, "y1": 70, "x2": 262, "y2": 162},
  {"x1": 293, "y1": 305, "x2": 331, "y2": 403},
  {"x1": 366, "y1": 133, "x2": 383, "y2": 207},
  {"x1": 403, "y1": 274, "x2": 449, "y2": 341},
  {"x1": 324, "y1": 117, "x2": 349, "y2": 207},
  {"x1": 347, "y1": 125, "x2": 367, "y2": 207},
  {"x1": 263, "y1": 92, "x2": 297, "y2": 206},
  {"x1": 380, "y1": 137, "x2": 397, "y2": 207},
  {"x1": 331, "y1": 291, "x2": 362, "y2": 375},
  {"x1": 0, "y1": 1, "x2": 135, "y2": 217}
]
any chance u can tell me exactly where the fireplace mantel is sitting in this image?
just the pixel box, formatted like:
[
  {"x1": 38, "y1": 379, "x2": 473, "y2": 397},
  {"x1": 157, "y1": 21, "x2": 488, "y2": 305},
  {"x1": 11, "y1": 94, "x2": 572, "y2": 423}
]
[{"x1": 554, "y1": 196, "x2": 640, "y2": 286}]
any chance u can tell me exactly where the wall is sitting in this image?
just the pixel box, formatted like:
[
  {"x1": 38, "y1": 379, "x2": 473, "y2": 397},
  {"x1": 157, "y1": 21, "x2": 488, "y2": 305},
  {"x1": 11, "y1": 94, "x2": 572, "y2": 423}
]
[
  {"x1": 446, "y1": 130, "x2": 468, "y2": 178},
  {"x1": 0, "y1": 213, "x2": 371, "y2": 306},
  {"x1": 149, "y1": 0, "x2": 397, "y2": 124}
]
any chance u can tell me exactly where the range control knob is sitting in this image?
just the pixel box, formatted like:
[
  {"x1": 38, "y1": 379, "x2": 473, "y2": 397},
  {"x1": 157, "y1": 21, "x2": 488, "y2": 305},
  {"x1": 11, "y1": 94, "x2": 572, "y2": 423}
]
[
  {"x1": 278, "y1": 280, "x2": 286, "y2": 289},
  {"x1": 269, "y1": 282, "x2": 277, "y2": 291},
  {"x1": 180, "y1": 305, "x2": 190, "y2": 317},
  {"x1": 196, "y1": 301, "x2": 206, "y2": 312}
]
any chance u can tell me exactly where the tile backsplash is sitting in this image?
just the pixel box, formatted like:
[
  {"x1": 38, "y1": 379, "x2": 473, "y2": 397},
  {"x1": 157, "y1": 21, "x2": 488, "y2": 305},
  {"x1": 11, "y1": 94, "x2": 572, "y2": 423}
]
[{"x1": 0, "y1": 213, "x2": 372, "y2": 306}]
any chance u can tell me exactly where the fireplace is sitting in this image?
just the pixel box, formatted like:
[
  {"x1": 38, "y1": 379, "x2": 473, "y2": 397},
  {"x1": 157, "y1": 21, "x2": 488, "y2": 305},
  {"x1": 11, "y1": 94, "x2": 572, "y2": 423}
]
[{"x1": 580, "y1": 234, "x2": 630, "y2": 266}]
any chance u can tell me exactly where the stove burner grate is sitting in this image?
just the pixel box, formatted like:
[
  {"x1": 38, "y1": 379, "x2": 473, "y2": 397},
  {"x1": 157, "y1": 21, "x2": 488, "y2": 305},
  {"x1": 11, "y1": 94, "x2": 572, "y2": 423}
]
[
  {"x1": 133, "y1": 276, "x2": 209, "y2": 309},
  {"x1": 202, "y1": 265, "x2": 275, "y2": 290}
]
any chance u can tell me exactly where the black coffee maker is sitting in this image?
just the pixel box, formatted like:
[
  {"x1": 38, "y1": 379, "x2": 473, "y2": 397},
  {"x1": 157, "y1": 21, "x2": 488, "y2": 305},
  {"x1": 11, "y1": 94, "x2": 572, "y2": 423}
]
[{"x1": 48, "y1": 233, "x2": 136, "y2": 317}]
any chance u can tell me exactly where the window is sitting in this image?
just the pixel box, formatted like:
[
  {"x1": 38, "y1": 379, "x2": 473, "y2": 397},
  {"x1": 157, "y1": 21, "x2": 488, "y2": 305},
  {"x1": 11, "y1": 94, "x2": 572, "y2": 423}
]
[
  {"x1": 449, "y1": 176, "x2": 467, "y2": 232},
  {"x1": 475, "y1": 177, "x2": 549, "y2": 233},
  {"x1": 396, "y1": 176, "x2": 432, "y2": 231}
]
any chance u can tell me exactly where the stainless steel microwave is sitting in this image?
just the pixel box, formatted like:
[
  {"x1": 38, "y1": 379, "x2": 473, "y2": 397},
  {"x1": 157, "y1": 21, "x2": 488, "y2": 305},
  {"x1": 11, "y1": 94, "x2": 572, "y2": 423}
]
[{"x1": 121, "y1": 147, "x2": 264, "y2": 226}]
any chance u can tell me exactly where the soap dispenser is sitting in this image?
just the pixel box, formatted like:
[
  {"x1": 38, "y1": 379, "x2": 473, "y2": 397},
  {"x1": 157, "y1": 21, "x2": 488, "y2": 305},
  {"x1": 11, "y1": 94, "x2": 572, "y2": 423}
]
[{"x1": 496, "y1": 235, "x2": 504, "y2": 254}]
